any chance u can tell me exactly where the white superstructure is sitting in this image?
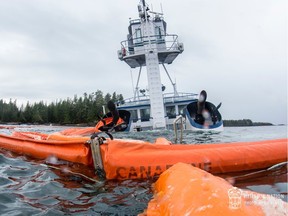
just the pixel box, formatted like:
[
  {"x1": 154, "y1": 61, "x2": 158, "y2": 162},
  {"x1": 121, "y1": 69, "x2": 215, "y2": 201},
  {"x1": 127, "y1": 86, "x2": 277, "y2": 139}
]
[{"x1": 118, "y1": 0, "x2": 186, "y2": 130}]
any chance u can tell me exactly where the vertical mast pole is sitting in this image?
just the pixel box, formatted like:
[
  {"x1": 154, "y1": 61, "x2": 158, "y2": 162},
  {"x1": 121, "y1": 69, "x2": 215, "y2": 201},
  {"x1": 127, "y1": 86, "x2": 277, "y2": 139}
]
[{"x1": 141, "y1": 0, "x2": 166, "y2": 129}]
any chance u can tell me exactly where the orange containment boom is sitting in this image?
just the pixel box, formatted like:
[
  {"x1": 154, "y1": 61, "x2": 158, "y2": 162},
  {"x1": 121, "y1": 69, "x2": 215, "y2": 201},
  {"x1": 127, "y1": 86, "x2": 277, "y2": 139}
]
[
  {"x1": 0, "y1": 130, "x2": 287, "y2": 180},
  {"x1": 100, "y1": 138, "x2": 288, "y2": 179},
  {"x1": 0, "y1": 132, "x2": 93, "y2": 166},
  {"x1": 142, "y1": 163, "x2": 288, "y2": 216}
]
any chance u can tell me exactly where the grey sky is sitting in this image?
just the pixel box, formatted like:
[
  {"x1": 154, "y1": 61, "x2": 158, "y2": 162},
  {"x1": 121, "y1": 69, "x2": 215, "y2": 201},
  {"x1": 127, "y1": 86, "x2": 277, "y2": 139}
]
[{"x1": 0, "y1": 0, "x2": 286, "y2": 124}]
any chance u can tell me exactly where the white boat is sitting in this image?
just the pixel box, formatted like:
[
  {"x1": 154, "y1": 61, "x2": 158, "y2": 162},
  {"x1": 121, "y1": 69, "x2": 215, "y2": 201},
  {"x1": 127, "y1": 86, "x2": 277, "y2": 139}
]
[{"x1": 114, "y1": 0, "x2": 223, "y2": 132}]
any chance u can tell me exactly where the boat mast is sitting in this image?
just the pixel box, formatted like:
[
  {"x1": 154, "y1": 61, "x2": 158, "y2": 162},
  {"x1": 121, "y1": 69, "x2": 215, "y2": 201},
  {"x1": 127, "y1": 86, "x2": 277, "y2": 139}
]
[
  {"x1": 140, "y1": 0, "x2": 166, "y2": 129},
  {"x1": 117, "y1": 0, "x2": 184, "y2": 130}
]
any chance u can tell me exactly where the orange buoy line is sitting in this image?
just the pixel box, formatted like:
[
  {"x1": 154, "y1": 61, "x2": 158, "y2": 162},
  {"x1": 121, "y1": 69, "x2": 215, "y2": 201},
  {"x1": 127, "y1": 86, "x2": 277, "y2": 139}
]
[
  {"x1": 142, "y1": 163, "x2": 287, "y2": 216},
  {"x1": 100, "y1": 138, "x2": 287, "y2": 180},
  {"x1": 0, "y1": 132, "x2": 93, "y2": 166},
  {"x1": 0, "y1": 130, "x2": 287, "y2": 180}
]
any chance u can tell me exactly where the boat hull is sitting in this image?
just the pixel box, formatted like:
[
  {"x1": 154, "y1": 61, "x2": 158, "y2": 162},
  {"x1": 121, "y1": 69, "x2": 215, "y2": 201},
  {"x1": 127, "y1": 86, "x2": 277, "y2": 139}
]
[
  {"x1": 185, "y1": 101, "x2": 224, "y2": 130},
  {"x1": 185, "y1": 118, "x2": 224, "y2": 131}
]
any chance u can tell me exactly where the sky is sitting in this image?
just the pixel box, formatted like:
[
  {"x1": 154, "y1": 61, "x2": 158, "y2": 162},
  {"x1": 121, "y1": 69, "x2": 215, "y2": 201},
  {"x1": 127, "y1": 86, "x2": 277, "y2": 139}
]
[{"x1": 0, "y1": 0, "x2": 286, "y2": 125}]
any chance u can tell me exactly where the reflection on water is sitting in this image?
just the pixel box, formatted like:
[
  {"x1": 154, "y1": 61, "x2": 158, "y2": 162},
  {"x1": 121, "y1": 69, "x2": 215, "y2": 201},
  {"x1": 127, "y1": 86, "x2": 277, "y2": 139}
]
[
  {"x1": 0, "y1": 149, "x2": 153, "y2": 215},
  {"x1": 0, "y1": 125, "x2": 287, "y2": 215}
]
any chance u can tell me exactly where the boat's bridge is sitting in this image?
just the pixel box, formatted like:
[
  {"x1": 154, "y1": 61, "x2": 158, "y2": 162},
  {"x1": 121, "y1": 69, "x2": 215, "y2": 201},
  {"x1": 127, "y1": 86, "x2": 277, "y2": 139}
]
[{"x1": 118, "y1": 34, "x2": 184, "y2": 68}]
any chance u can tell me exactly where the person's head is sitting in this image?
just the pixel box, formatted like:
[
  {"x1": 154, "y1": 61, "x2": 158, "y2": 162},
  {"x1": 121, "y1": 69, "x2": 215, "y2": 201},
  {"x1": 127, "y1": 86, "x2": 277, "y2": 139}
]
[{"x1": 107, "y1": 100, "x2": 116, "y2": 112}]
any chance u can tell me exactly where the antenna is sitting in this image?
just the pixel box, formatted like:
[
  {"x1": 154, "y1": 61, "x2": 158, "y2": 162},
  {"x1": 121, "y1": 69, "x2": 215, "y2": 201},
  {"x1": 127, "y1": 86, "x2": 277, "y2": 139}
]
[
  {"x1": 160, "y1": 3, "x2": 163, "y2": 14},
  {"x1": 146, "y1": 2, "x2": 164, "y2": 17}
]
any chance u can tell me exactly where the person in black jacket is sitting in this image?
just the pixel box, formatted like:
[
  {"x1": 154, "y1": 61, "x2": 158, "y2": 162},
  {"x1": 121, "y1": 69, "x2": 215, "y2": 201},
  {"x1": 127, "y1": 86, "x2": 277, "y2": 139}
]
[{"x1": 107, "y1": 100, "x2": 120, "y2": 127}]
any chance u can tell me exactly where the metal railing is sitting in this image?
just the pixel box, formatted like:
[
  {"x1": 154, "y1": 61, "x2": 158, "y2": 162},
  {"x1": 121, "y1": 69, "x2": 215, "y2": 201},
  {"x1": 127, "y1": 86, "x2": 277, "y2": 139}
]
[
  {"x1": 173, "y1": 115, "x2": 184, "y2": 143},
  {"x1": 163, "y1": 92, "x2": 198, "y2": 103},
  {"x1": 118, "y1": 92, "x2": 197, "y2": 108},
  {"x1": 120, "y1": 34, "x2": 181, "y2": 57}
]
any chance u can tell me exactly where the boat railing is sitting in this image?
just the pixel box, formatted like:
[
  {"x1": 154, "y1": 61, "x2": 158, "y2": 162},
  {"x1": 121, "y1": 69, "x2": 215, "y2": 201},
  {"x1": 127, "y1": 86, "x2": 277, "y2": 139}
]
[
  {"x1": 118, "y1": 95, "x2": 151, "y2": 107},
  {"x1": 119, "y1": 34, "x2": 183, "y2": 58},
  {"x1": 163, "y1": 92, "x2": 198, "y2": 103},
  {"x1": 118, "y1": 92, "x2": 197, "y2": 107},
  {"x1": 173, "y1": 115, "x2": 184, "y2": 143}
]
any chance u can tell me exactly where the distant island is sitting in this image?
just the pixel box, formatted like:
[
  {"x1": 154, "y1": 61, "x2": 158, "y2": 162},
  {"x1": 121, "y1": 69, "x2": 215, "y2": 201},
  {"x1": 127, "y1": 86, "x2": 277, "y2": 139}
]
[{"x1": 223, "y1": 119, "x2": 273, "y2": 127}]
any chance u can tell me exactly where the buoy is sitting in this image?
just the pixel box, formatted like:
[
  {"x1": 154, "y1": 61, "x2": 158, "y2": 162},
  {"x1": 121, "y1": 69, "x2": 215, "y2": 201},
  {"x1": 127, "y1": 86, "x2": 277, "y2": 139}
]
[{"x1": 143, "y1": 163, "x2": 287, "y2": 216}]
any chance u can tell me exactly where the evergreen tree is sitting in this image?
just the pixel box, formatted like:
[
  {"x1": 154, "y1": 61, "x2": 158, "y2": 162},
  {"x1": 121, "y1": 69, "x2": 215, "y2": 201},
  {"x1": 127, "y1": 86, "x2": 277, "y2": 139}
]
[{"x1": 0, "y1": 90, "x2": 125, "y2": 124}]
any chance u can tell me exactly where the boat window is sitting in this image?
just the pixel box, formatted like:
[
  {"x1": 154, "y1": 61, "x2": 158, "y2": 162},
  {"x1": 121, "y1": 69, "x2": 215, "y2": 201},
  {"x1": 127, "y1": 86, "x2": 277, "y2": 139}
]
[
  {"x1": 130, "y1": 110, "x2": 138, "y2": 122},
  {"x1": 178, "y1": 105, "x2": 186, "y2": 116},
  {"x1": 155, "y1": 26, "x2": 162, "y2": 39},
  {"x1": 134, "y1": 28, "x2": 142, "y2": 44},
  {"x1": 166, "y1": 106, "x2": 176, "y2": 119},
  {"x1": 140, "y1": 108, "x2": 150, "y2": 122}
]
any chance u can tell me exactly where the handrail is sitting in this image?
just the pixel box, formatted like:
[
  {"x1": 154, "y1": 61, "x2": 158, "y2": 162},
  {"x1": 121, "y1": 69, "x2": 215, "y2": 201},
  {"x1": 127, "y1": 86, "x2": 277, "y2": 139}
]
[
  {"x1": 122, "y1": 92, "x2": 197, "y2": 103},
  {"x1": 117, "y1": 92, "x2": 197, "y2": 108},
  {"x1": 120, "y1": 34, "x2": 181, "y2": 56},
  {"x1": 173, "y1": 115, "x2": 184, "y2": 143}
]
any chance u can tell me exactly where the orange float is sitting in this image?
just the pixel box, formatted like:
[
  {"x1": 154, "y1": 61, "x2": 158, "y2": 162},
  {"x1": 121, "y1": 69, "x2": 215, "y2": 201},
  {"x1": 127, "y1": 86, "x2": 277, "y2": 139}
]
[
  {"x1": 57, "y1": 117, "x2": 126, "y2": 136},
  {"x1": 142, "y1": 163, "x2": 287, "y2": 215},
  {"x1": 0, "y1": 130, "x2": 287, "y2": 180},
  {"x1": 0, "y1": 132, "x2": 92, "y2": 166},
  {"x1": 100, "y1": 138, "x2": 287, "y2": 179}
]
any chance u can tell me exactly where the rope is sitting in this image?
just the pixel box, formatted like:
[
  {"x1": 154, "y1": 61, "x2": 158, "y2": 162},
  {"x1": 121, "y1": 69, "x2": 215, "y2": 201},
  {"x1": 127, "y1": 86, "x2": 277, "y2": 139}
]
[
  {"x1": 233, "y1": 161, "x2": 288, "y2": 181},
  {"x1": 40, "y1": 164, "x2": 103, "y2": 184}
]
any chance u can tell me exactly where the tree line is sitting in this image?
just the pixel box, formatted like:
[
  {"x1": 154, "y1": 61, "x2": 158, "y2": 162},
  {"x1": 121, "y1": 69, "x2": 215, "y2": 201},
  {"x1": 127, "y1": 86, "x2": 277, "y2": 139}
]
[
  {"x1": 0, "y1": 90, "x2": 124, "y2": 125},
  {"x1": 223, "y1": 119, "x2": 273, "y2": 127},
  {"x1": 1, "y1": 94, "x2": 274, "y2": 127}
]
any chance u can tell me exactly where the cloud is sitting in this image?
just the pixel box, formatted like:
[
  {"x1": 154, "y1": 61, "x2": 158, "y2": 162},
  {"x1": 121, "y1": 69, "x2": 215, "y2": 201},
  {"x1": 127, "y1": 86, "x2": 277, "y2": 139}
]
[{"x1": 0, "y1": 0, "x2": 286, "y2": 124}]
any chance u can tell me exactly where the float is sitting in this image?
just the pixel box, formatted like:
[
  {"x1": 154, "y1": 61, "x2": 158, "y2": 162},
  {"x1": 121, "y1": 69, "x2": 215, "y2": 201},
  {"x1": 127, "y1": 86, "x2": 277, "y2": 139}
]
[
  {"x1": 0, "y1": 130, "x2": 287, "y2": 180},
  {"x1": 142, "y1": 163, "x2": 287, "y2": 216}
]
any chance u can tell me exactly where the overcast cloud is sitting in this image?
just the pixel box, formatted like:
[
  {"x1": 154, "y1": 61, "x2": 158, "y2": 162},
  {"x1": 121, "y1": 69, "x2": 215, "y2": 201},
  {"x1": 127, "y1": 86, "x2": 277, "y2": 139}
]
[{"x1": 0, "y1": 0, "x2": 286, "y2": 124}]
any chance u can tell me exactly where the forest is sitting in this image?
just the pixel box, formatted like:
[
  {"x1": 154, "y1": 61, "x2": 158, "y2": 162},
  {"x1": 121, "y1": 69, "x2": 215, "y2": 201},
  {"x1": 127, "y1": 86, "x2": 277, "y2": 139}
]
[
  {"x1": 223, "y1": 119, "x2": 273, "y2": 127},
  {"x1": 0, "y1": 90, "x2": 124, "y2": 125},
  {"x1": 1, "y1": 91, "x2": 273, "y2": 127}
]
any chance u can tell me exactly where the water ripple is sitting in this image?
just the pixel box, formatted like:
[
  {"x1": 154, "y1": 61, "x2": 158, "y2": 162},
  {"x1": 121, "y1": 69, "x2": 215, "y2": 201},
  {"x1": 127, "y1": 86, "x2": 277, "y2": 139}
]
[{"x1": 0, "y1": 125, "x2": 287, "y2": 215}]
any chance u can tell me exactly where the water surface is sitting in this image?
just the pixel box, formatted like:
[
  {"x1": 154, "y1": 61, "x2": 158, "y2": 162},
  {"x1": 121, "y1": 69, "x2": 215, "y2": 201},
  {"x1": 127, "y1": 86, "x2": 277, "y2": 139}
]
[{"x1": 0, "y1": 125, "x2": 287, "y2": 215}]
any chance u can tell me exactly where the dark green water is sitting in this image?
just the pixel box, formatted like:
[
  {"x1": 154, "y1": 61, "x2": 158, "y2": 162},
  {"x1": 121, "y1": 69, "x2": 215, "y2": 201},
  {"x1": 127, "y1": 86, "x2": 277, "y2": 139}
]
[{"x1": 0, "y1": 125, "x2": 287, "y2": 215}]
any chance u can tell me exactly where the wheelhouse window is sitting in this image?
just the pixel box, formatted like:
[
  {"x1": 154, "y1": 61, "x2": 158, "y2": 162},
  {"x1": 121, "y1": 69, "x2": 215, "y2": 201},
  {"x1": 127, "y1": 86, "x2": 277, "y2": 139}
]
[
  {"x1": 140, "y1": 108, "x2": 150, "y2": 122},
  {"x1": 166, "y1": 105, "x2": 176, "y2": 119},
  {"x1": 130, "y1": 110, "x2": 138, "y2": 122},
  {"x1": 178, "y1": 105, "x2": 186, "y2": 116},
  {"x1": 134, "y1": 28, "x2": 142, "y2": 44},
  {"x1": 155, "y1": 26, "x2": 162, "y2": 39}
]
